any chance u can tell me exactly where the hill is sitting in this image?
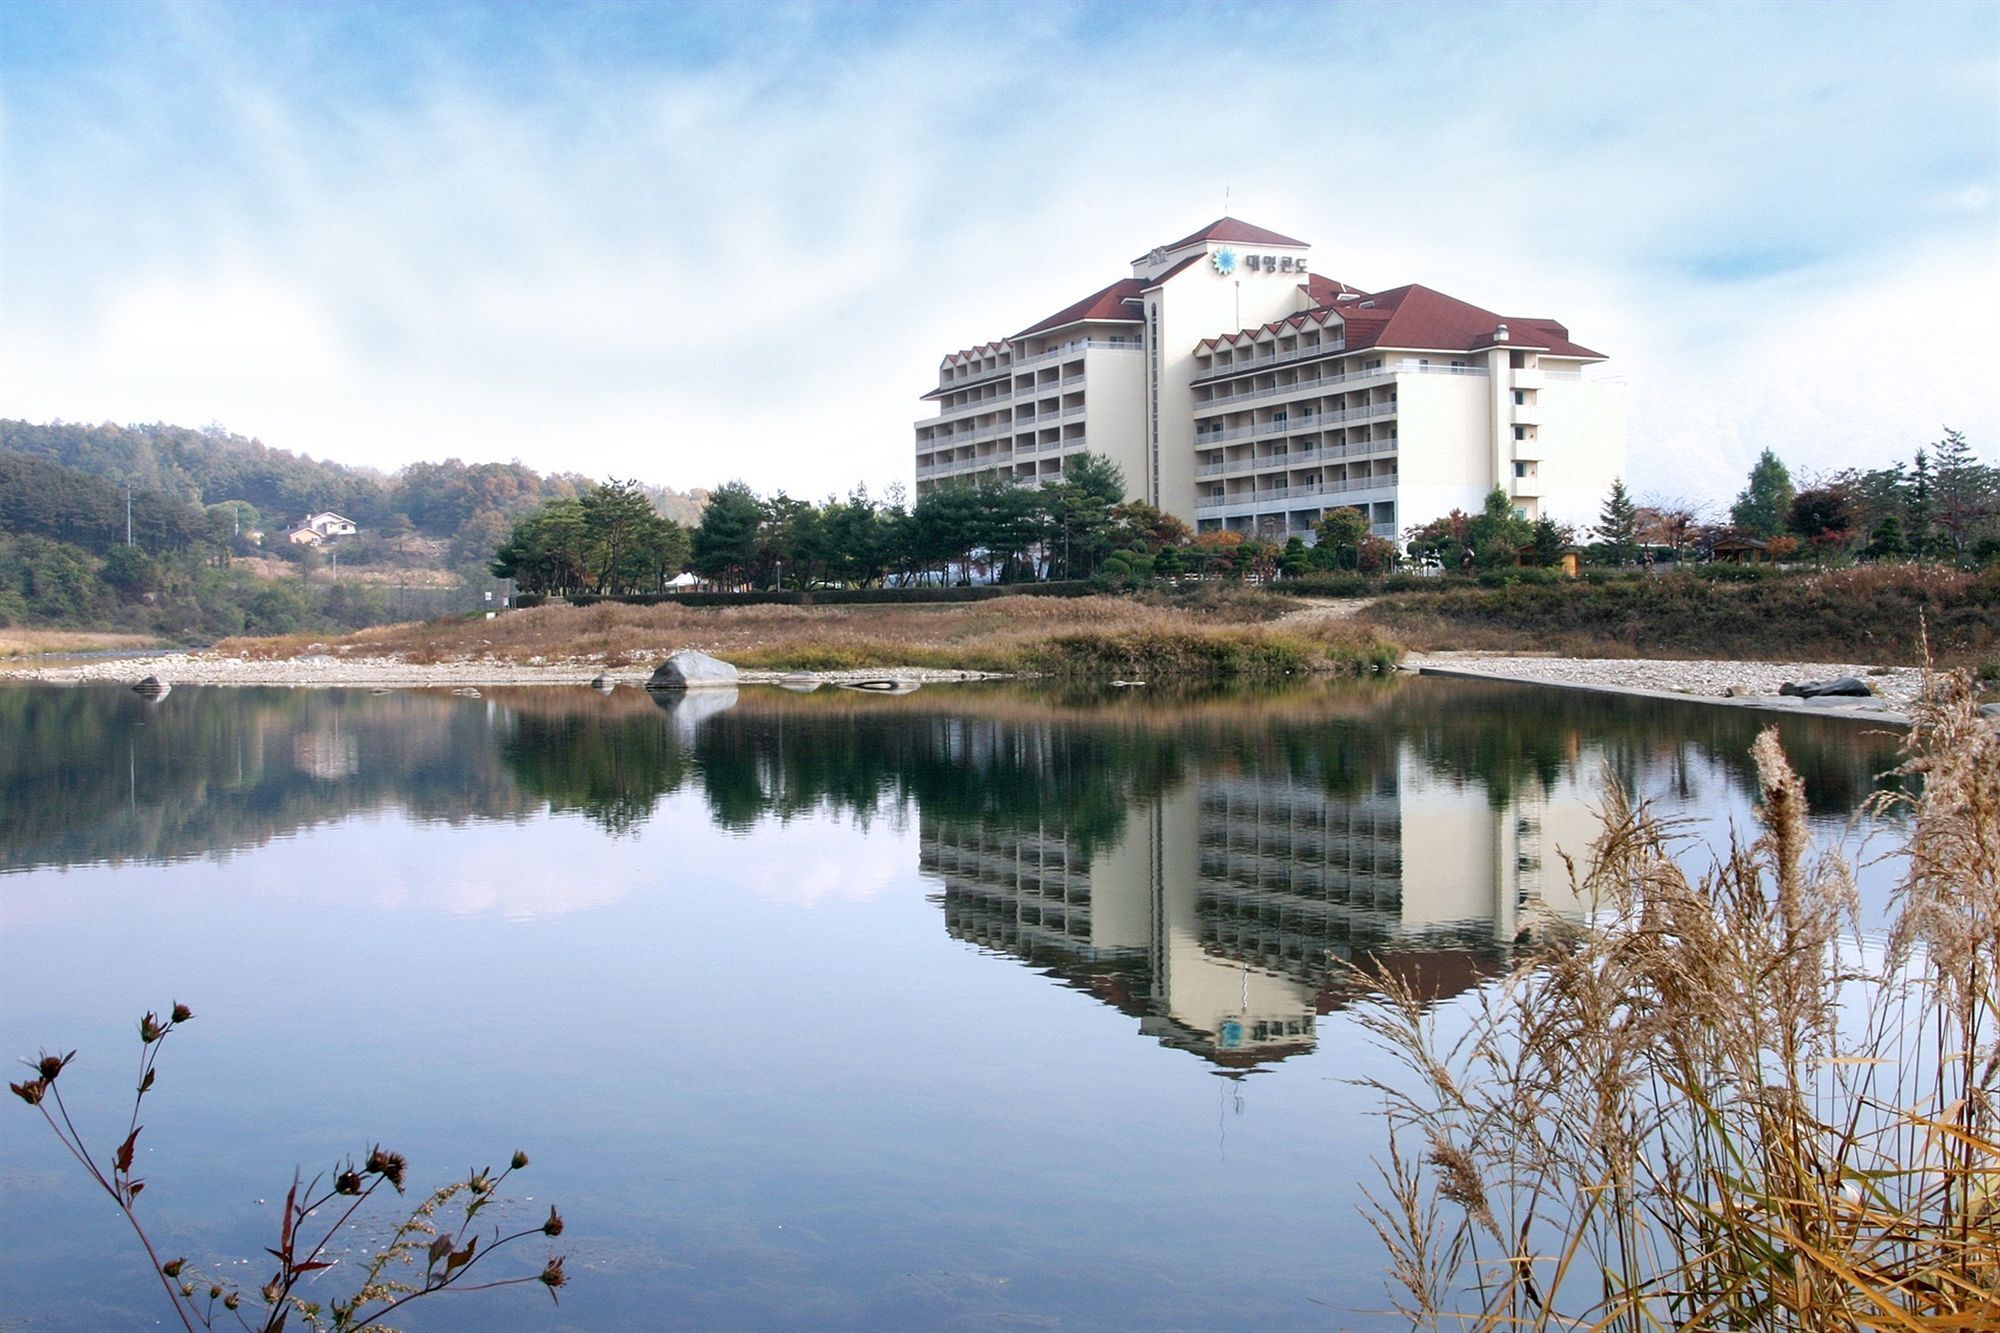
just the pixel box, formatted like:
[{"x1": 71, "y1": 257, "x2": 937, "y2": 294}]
[{"x1": 0, "y1": 419, "x2": 709, "y2": 582}]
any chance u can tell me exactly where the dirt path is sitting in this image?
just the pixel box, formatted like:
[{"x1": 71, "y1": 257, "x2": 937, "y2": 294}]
[{"x1": 1275, "y1": 596, "x2": 1379, "y2": 625}]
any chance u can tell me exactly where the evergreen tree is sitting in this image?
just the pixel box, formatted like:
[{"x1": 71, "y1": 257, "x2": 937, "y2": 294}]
[
  {"x1": 1866, "y1": 513, "x2": 1908, "y2": 560},
  {"x1": 1594, "y1": 479, "x2": 1640, "y2": 564},
  {"x1": 690, "y1": 482, "x2": 764, "y2": 585},
  {"x1": 1730, "y1": 449, "x2": 1795, "y2": 538},
  {"x1": 1931, "y1": 427, "x2": 1998, "y2": 557},
  {"x1": 1063, "y1": 452, "x2": 1127, "y2": 508}
]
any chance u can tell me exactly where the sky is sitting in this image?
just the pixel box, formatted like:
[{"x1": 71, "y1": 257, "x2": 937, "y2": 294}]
[{"x1": 2, "y1": 0, "x2": 1996, "y2": 510}]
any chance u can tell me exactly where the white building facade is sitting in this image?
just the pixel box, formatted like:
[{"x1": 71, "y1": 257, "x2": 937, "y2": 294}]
[{"x1": 914, "y1": 219, "x2": 1624, "y2": 541}]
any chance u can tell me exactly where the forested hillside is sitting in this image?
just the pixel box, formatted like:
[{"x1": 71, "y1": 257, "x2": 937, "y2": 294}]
[
  {"x1": 0, "y1": 420, "x2": 708, "y2": 641},
  {"x1": 0, "y1": 420, "x2": 708, "y2": 581}
]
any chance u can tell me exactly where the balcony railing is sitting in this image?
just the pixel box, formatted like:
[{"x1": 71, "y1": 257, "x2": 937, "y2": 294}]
[
  {"x1": 1193, "y1": 438, "x2": 1399, "y2": 478},
  {"x1": 1192, "y1": 401, "x2": 1397, "y2": 445},
  {"x1": 1009, "y1": 338, "x2": 1143, "y2": 371},
  {"x1": 1193, "y1": 358, "x2": 1486, "y2": 414},
  {"x1": 1193, "y1": 475, "x2": 1399, "y2": 514},
  {"x1": 1192, "y1": 336, "x2": 1347, "y2": 383}
]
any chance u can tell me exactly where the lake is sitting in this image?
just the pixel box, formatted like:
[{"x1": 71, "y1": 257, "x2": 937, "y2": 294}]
[{"x1": 0, "y1": 679, "x2": 1909, "y2": 1329}]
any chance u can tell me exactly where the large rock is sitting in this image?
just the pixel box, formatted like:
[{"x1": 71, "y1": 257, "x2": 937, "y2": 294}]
[
  {"x1": 646, "y1": 650, "x2": 740, "y2": 691},
  {"x1": 1778, "y1": 676, "x2": 1872, "y2": 699}
]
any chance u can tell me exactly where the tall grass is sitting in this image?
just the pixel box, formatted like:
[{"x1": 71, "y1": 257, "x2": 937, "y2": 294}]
[{"x1": 1356, "y1": 672, "x2": 1998, "y2": 1329}]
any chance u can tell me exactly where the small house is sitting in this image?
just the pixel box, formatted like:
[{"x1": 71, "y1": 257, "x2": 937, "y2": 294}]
[
  {"x1": 286, "y1": 526, "x2": 325, "y2": 547},
  {"x1": 303, "y1": 512, "x2": 358, "y2": 539},
  {"x1": 1712, "y1": 536, "x2": 1774, "y2": 565}
]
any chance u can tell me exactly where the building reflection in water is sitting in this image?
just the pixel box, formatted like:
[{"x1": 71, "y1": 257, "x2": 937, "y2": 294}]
[{"x1": 923, "y1": 752, "x2": 1605, "y2": 1071}]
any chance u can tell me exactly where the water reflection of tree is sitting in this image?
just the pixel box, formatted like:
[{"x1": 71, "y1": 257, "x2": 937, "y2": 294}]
[
  {"x1": 0, "y1": 686, "x2": 532, "y2": 871},
  {"x1": 1379, "y1": 679, "x2": 1904, "y2": 815},
  {"x1": 0, "y1": 679, "x2": 1906, "y2": 869}
]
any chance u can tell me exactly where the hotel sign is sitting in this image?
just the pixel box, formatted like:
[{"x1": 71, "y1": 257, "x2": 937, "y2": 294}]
[{"x1": 1212, "y1": 247, "x2": 1305, "y2": 276}]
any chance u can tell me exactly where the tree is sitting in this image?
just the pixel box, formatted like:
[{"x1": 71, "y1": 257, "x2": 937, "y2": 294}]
[
  {"x1": 578, "y1": 479, "x2": 659, "y2": 593},
  {"x1": 1908, "y1": 448, "x2": 1938, "y2": 558},
  {"x1": 1593, "y1": 479, "x2": 1640, "y2": 564},
  {"x1": 1063, "y1": 452, "x2": 1126, "y2": 509},
  {"x1": 1526, "y1": 515, "x2": 1571, "y2": 568},
  {"x1": 1466, "y1": 488, "x2": 1534, "y2": 569},
  {"x1": 100, "y1": 544, "x2": 161, "y2": 600},
  {"x1": 1786, "y1": 487, "x2": 1853, "y2": 564},
  {"x1": 1931, "y1": 428, "x2": 1997, "y2": 558},
  {"x1": 1313, "y1": 506, "x2": 1371, "y2": 571},
  {"x1": 1866, "y1": 512, "x2": 1909, "y2": 561},
  {"x1": 690, "y1": 482, "x2": 764, "y2": 586},
  {"x1": 1730, "y1": 449, "x2": 1795, "y2": 538}
]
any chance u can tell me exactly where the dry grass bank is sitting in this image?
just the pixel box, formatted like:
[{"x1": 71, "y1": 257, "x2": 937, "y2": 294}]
[
  {"x1": 0, "y1": 629, "x2": 166, "y2": 659},
  {"x1": 216, "y1": 594, "x2": 1401, "y2": 679},
  {"x1": 1359, "y1": 564, "x2": 1999, "y2": 669}
]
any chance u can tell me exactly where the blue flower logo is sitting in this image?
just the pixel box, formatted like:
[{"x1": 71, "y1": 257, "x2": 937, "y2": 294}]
[{"x1": 1211, "y1": 247, "x2": 1238, "y2": 277}]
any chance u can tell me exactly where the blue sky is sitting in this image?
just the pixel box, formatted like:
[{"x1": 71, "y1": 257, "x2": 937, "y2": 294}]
[{"x1": 2, "y1": 0, "x2": 1995, "y2": 508}]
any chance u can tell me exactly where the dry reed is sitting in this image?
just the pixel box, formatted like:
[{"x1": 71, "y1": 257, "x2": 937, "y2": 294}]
[{"x1": 1355, "y1": 671, "x2": 1999, "y2": 1329}]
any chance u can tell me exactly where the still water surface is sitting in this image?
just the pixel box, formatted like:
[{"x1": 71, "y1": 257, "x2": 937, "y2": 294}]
[{"x1": 0, "y1": 679, "x2": 1907, "y2": 1329}]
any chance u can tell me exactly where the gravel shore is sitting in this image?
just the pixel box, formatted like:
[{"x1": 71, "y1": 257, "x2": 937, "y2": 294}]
[
  {"x1": 0, "y1": 647, "x2": 1936, "y2": 724},
  {"x1": 1408, "y1": 652, "x2": 1927, "y2": 724},
  {"x1": 0, "y1": 651, "x2": 1004, "y2": 689}
]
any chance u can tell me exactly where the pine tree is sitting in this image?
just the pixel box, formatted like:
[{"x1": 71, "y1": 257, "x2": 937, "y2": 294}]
[
  {"x1": 1595, "y1": 478, "x2": 1639, "y2": 564},
  {"x1": 1730, "y1": 449, "x2": 1794, "y2": 538},
  {"x1": 1931, "y1": 427, "x2": 1998, "y2": 557}
]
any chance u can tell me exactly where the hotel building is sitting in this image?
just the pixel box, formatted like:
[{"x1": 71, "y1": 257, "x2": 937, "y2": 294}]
[{"x1": 914, "y1": 219, "x2": 1624, "y2": 541}]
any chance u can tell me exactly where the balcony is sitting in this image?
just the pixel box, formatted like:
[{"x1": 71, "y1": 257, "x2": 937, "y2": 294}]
[
  {"x1": 1192, "y1": 475, "x2": 1400, "y2": 516},
  {"x1": 1010, "y1": 338, "x2": 1143, "y2": 371},
  {"x1": 1192, "y1": 401, "x2": 1397, "y2": 445},
  {"x1": 1192, "y1": 437, "x2": 1398, "y2": 479},
  {"x1": 1192, "y1": 336, "x2": 1348, "y2": 384},
  {"x1": 1192, "y1": 358, "x2": 1480, "y2": 416}
]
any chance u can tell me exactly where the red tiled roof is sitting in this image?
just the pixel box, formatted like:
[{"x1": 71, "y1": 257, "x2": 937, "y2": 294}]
[
  {"x1": 939, "y1": 339, "x2": 1008, "y2": 369},
  {"x1": 1327, "y1": 284, "x2": 1604, "y2": 360},
  {"x1": 1013, "y1": 277, "x2": 1145, "y2": 338},
  {"x1": 1303, "y1": 273, "x2": 1365, "y2": 306},
  {"x1": 1188, "y1": 278, "x2": 1604, "y2": 361},
  {"x1": 1140, "y1": 217, "x2": 1309, "y2": 259}
]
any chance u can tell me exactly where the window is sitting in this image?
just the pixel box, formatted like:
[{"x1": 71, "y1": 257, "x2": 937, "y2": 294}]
[
  {"x1": 1513, "y1": 425, "x2": 1527, "y2": 440},
  {"x1": 1514, "y1": 461, "x2": 1530, "y2": 477},
  {"x1": 1513, "y1": 390, "x2": 1526, "y2": 405}
]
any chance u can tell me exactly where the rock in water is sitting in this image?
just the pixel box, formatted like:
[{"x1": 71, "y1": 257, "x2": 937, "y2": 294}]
[
  {"x1": 590, "y1": 674, "x2": 615, "y2": 693},
  {"x1": 1723, "y1": 683, "x2": 1752, "y2": 698},
  {"x1": 132, "y1": 676, "x2": 170, "y2": 698},
  {"x1": 1778, "y1": 676, "x2": 1872, "y2": 699},
  {"x1": 645, "y1": 650, "x2": 740, "y2": 691}
]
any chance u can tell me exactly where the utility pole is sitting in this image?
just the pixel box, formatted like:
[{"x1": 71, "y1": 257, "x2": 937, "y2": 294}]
[{"x1": 125, "y1": 484, "x2": 133, "y2": 546}]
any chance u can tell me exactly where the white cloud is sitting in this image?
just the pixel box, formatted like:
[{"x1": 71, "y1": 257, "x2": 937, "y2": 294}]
[{"x1": 1, "y1": 1, "x2": 1994, "y2": 505}]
